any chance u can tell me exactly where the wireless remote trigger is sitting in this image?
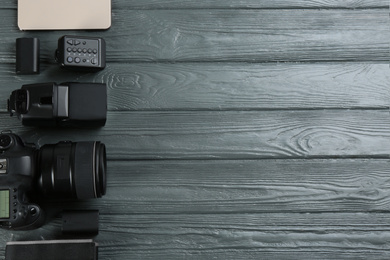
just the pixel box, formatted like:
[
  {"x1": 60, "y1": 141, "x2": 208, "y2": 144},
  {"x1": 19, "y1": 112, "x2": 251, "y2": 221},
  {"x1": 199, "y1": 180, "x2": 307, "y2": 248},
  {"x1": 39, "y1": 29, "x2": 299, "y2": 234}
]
[{"x1": 55, "y1": 35, "x2": 106, "y2": 72}]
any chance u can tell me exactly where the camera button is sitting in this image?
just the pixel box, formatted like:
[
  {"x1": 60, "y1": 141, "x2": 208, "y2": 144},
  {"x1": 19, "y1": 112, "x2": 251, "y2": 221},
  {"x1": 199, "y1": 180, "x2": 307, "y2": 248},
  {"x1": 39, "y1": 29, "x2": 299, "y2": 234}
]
[
  {"x1": 75, "y1": 40, "x2": 81, "y2": 46},
  {"x1": 75, "y1": 57, "x2": 81, "y2": 63},
  {"x1": 67, "y1": 39, "x2": 74, "y2": 45},
  {"x1": 67, "y1": 57, "x2": 73, "y2": 63},
  {"x1": 0, "y1": 135, "x2": 12, "y2": 150},
  {"x1": 0, "y1": 159, "x2": 5, "y2": 174},
  {"x1": 30, "y1": 207, "x2": 37, "y2": 216}
]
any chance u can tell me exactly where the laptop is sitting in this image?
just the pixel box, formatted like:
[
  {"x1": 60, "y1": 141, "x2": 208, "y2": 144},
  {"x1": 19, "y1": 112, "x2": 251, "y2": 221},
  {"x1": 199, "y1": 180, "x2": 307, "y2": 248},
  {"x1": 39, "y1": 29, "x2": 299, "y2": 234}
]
[{"x1": 18, "y1": 0, "x2": 111, "y2": 30}]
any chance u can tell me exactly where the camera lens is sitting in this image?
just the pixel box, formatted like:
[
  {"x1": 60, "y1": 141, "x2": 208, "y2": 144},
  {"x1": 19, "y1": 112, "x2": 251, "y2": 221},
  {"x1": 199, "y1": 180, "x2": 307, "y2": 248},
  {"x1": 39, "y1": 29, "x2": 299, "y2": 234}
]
[
  {"x1": 0, "y1": 134, "x2": 12, "y2": 150},
  {"x1": 37, "y1": 141, "x2": 106, "y2": 199}
]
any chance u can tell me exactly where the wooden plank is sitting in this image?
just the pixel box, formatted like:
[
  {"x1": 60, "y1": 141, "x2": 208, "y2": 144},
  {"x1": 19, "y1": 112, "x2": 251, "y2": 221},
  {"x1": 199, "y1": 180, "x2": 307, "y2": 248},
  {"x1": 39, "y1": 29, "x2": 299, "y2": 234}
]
[
  {"x1": 3, "y1": 212, "x2": 390, "y2": 240},
  {"x1": 65, "y1": 159, "x2": 390, "y2": 214},
  {"x1": 2, "y1": 159, "x2": 390, "y2": 259},
  {"x1": 0, "y1": 9, "x2": 388, "y2": 62},
  {"x1": 2, "y1": 219, "x2": 390, "y2": 259},
  {"x1": 114, "y1": 0, "x2": 390, "y2": 9},
  {"x1": 1, "y1": 110, "x2": 388, "y2": 159},
  {"x1": 0, "y1": 63, "x2": 388, "y2": 111},
  {"x1": 3, "y1": 159, "x2": 388, "y2": 217},
  {"x1": 1, "y1": 0, "x2": 388, "y2": 9},
  {"x1": 1, "y1": 216, "x2": 390, "y2": 259}
]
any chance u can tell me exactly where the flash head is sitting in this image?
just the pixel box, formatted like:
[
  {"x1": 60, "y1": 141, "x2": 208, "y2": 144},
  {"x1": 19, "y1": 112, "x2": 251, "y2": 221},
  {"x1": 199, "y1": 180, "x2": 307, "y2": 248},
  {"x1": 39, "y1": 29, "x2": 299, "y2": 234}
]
[
  {"x1": 8, "y1": 89, "x2": 29, "y2": 115},
  {"x1": 8, "y1": 82, "x2": 107, "y2": 127}
]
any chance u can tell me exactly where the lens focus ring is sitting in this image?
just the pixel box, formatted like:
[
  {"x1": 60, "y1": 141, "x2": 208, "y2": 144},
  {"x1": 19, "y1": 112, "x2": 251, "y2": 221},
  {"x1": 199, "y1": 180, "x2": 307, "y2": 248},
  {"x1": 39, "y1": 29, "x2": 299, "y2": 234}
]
[{"x1": 74, "y1": 142, "x2": 106, "y2": 199}]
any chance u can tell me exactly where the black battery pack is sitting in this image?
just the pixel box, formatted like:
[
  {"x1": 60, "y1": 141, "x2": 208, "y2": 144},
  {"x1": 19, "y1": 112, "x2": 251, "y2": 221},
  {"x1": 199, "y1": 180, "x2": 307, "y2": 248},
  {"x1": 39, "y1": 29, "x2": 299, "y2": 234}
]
[
  {"x1": 62, "y1": 210, "x2": 100, "y2": 235},
  {"x1": 5, "y1": 239, "x2": 98, "y2": 260},
  {"x1": 16, "y1": 38, "x2": 40, "y2": 74}
]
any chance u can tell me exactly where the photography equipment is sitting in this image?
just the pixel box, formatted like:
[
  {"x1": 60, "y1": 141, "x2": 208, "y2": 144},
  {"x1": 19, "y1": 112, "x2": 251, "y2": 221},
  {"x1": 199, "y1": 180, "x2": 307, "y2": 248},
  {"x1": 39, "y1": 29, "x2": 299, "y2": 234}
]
[
  {"x1": 8, "y1": 82, "x2": 107, "y2": 127},
  {"x1": 6, "y1": 239, "x2": 98, "y2": 260},
  {"x1": 0, "y1": 132, "x2": 106, "y2": 230},
  {"x1": 55, "y1": 35, "x2": 106, "y2": 71},
  {"x1": 16, "y1": 38, "x2": 40, "y2": 74},
  {"x1": 62, "y1": 210, "x2": 100, "y2": 235}
]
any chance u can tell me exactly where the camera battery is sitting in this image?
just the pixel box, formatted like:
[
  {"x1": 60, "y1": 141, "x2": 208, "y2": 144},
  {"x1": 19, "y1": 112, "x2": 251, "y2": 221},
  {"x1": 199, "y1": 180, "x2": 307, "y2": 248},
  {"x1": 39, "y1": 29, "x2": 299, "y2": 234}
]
[
  {"x1": 62, "y1": 210, "x2": 99, "y2": 235},
  {"x1": 16, "y1": 38, "x2": 40, "y2": 74},
  {"x1": 5, "y1": 239, "x2": 98, "y2": 260}
]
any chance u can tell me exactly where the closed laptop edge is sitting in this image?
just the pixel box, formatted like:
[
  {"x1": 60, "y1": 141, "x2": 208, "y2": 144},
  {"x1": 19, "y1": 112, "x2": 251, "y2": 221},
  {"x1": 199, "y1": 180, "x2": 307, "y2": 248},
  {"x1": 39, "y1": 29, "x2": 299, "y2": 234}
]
[{"x1": 17, "y1": 0, "x2": 111, "y2": 30}]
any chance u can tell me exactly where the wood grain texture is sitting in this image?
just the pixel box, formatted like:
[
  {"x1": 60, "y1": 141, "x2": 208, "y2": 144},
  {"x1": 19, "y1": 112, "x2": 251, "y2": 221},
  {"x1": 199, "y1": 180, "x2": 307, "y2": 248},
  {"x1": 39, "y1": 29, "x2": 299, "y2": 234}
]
[
  {"x1": 3, "y1": 215, "x2": 390, "y2": 259},
  {"x1": 113, "y1": 0, "x2": 390, "y2": 9},
  {"x1": 0, "y1": 9, "x2": 388, "y2": 62},
  {"x1": 0, "y1": 110, "x2": 389, "y2": 160},
  {"x1": 0, "y1": 63, "x2": 388, "y2": 111},
  {"x1": 0, "y1": 1, "x2": 389, "y2": 259},
  {"x1": 3, "y1": 159, "x2": 390, "y2": 259},
  {"x1": 88, "y1": 159, "x2": 390, "y2": 214},
  {"x1": 2, "y1": 0, "x2": 388, "y2": 9}
]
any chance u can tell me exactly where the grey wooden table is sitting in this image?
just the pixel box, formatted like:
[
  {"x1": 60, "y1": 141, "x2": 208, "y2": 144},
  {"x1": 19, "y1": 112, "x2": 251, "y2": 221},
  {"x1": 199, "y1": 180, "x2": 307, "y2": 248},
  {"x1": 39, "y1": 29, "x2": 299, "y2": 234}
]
[{"x1": 0, "y1": 1, "x2": 390, "y2": 259}]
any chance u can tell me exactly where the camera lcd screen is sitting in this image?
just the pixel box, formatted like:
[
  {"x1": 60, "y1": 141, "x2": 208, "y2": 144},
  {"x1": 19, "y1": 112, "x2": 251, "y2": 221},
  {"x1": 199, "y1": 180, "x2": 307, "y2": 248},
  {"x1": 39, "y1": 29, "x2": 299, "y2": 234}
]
[{"x1": 0, "y1": 190, "x2": 10, "y2": 219}]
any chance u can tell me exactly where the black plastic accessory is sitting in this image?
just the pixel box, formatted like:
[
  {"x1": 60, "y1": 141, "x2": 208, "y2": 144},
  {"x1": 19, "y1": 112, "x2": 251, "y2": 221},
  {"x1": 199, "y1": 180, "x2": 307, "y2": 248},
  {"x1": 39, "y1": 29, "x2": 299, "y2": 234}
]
[
  {"x1": 16, "y1": 38, "x2": 40, "y2": 74},
  {"x1": 8, "y1": 82, "x2": 107, "y2": 127},
  {"x1": 5, "y1": 239, "x2": 98, "y2": 260},
  {"x1": 0, "y1": 131, "x2": 107, "y2": 230},
  {"x1": 55, "y1": 35, "x2": 106, "y2": 71},
  {"x1": 62, "y1": 210, "x2": 99, "y2": 235}
]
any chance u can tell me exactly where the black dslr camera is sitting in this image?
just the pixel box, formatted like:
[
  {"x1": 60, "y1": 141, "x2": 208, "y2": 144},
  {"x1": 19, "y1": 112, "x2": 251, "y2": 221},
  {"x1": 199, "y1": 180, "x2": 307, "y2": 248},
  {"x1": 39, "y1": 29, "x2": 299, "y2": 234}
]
[
  {"x1": 0, "y1": 131, "x2": 106, "y2": 230},
  {"x1": 8, "y1": 82, "x2": 107, "y2": 127}
]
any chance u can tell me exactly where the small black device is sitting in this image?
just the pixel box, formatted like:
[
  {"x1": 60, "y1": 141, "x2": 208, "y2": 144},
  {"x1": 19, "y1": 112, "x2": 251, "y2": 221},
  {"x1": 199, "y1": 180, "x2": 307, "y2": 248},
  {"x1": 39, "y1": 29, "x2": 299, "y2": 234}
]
[
  {"x1": 6, "y1": 239, "x2": 98, "y2": 260},
  {"x1": 0, "y1": 131, "x2": 106, "y2": 230},
  {"x1": 8, "y1": 82, "x2": 107, "y2": 127},
  {"x1": 16, "y1": 38, "x2": 40, "y2": 74},
  {"x1": 55, "y1": 35, "x2": 106, "y2": 71},
  {"x1": 62, "y1": 210, "x2": 100, "y2": 235}
]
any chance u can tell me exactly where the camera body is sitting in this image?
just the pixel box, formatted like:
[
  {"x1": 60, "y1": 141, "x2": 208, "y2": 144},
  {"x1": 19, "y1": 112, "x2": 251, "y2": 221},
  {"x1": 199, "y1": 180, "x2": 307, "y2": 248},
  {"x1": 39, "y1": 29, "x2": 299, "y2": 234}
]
[
  {"x1": 0, "y1": 132, "x2": 106, "y2": 230},
  {"x1": 0, "y1": 133, "x2": 44, "y2": 230},
  {"x1": 8, "y1": 82, "x2": 107, "y2": 127}
]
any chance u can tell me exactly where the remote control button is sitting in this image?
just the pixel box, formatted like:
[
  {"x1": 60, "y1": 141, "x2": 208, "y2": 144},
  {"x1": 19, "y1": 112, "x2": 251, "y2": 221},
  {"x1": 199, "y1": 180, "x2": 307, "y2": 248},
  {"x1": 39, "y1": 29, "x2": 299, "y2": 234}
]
[
  {"x1": 78, "y1": 48, "x2": 82, "y2": 53},
  {"x1": 67, "y1": 47, "x2": 72, "y2": 52},
  {"x1": 75, "y1": 57, "x2": 81, "y2": 63},
  {"x1": 88, "y1": 49, "x2": 92, "y2": 53},
  {"x1": 72, "y1": 47, "x2": 77, "y2": 52},
  {"x1": 83, "y1": 48, "x2": 87, "y2": 53},
  {"x1": 67, "y1": 57, "x2": 73, "y2": 63},
  {"x1": 91, "y1": 58, "x2": 97, "y2": 64},
  {"x1": 83, "y1": 41, "x2": 87, "y2": 45},
  {"x1": 93, "y1": 49, "x2": 98, "y2": 54},
  {"x1": 67, "y1": 39, "x2": 74, "y2": 45},
  {"x1": 75, "y1": 40, "x2": 81, "y2": 46},
  {"x1": 83, "y1": 59, "x2": 87, "y2": 62}
]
